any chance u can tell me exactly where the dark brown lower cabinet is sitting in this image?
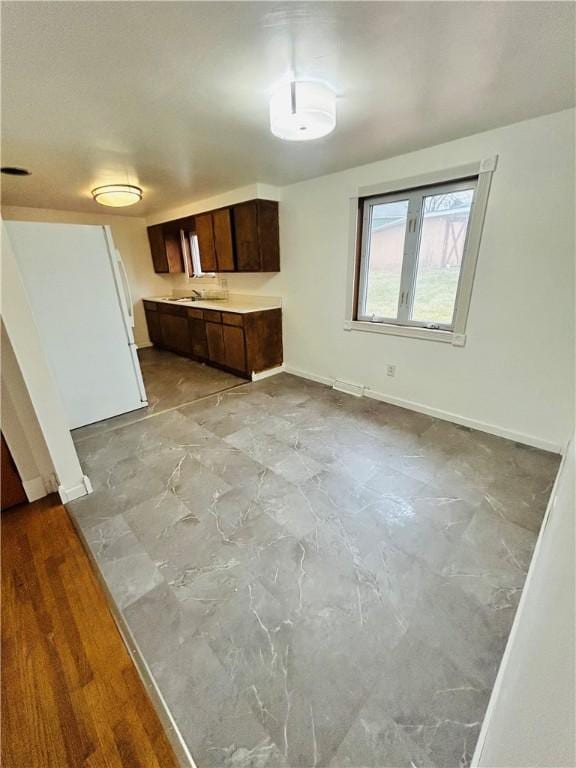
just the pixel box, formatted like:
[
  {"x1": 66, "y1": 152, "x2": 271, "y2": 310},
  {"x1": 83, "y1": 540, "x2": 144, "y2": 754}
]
[
  {"x1": 205, "y1": 322, "x2": 226, "y2": 366},
  {"x1": 206, "y1": 321, "x2": 246, "y2": 371},
  {"x1": 158, "y1": 312, "x2": 190, "y2": 356},
  {"x1": 244, "y1": 309, "x2": 282, "y2": 372},
  {"x1": 144, "y1": 301, "x2": 282, "y2": 377},
  {"x1": 188, "y1": 317, "x2": 208, "y2": 359},
  {"x1": 144, "y1": 308, "x2": 162, "y2": 346},
  {"x1": 222, "y1": 324, "x2": 246, "y2": 371}
]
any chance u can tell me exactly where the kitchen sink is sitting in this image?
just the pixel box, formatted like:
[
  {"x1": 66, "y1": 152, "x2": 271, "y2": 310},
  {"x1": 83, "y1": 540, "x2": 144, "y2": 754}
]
[{"x1": 158, "y1": 296, "x2": 199, "y2": 302}]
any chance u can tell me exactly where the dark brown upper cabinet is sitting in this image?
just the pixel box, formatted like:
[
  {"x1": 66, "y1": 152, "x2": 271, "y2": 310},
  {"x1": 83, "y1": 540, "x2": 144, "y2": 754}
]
[
  {"x1": 234, "y1": 200, "x2": 280, "y2": 272},
  {"x1": 195, "y1": 209, "x2": 235, "y2": 273},
  {"x1": 212, "y1": 209, "x2": 235, "y2": 271},
  {"x1": 147, "y1": 224, "x2": 185, "y2": 273},
  {"x1": 194, "y1": 212, "x2": 217, "y2": 272},
  {"x1": 147, "y1": 199, "x2": 279, "y2": 274}
]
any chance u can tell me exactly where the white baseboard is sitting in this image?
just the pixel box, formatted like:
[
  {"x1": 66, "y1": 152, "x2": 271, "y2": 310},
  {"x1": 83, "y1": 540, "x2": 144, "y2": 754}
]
[
  {"x1": 283, "y1": 365, "x2": 562, "y2": 453},
  {"x1": 22, "y1": 476, "x2": 48, "y2": 502},
  {"x1": 58, "y1": 474, "x2": 93, "y2": 503},
  {"x1": 136, "y1": 342, "x2": 154, "y2": 350},
  {"x1": 283, "y1": 365, "x2": 333, "y2": 387},
  {"x1": 364, "y1": 388, "x2": 562, "y2": 453},
  {"x1": 251, "y1": 364, "x2": 285, "y2": 381}
]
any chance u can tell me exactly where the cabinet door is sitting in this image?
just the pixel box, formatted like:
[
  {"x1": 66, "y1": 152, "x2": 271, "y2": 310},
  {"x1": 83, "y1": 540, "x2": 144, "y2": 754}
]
[
  {"x1": 159, "y1": 314, "x2": 191, "y2": 356},
  {"x1": 147, "y1": 224, "x2": 169, "y2": 272},
  {"x1": 195, "y1": 213, "x2": 217, "y2": 272},
  {"x1": 145, "y1": 309, "x2": 163, "y2": 346},
  {"x1": 233, "y1": 201, "x2": 260, "y2": 271},
  {"x1": 188, "y1": 317, "x2": 208, "y2": 359},
  {"x1": 164, "y1": 230, "x2": 185, "y2": 273},
  {"x1": 223, "y1": 324, "x2": 247, "y2": 373},
  {"x1": 244, "y1": 309, "x2": 283, "y2": 373},
  {"x1": 257, "y1": 200, "x2": 280, "y2": 272},
  {"x1": 147, "y1": 225, "x2": 184, "y2": 273},
  {"x1": 205, "y1": 322, "x2": 225, "y2": 365},
  {"x1": 212, "y1": 208, "x2": 235, "y2": 271}
]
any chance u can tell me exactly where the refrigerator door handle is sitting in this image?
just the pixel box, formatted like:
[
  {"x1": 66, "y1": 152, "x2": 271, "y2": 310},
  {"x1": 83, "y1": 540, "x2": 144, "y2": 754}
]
[
  {"x1": 102, "y1": 226, "x2": 134, "y2": 337},
  {"x1": 117, "y1": 254, "x2": 134, "y2": 326}
]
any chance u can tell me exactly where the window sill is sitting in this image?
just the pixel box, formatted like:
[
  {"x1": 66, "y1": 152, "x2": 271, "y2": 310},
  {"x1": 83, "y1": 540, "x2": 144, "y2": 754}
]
[{"x1": 344, "y1": 319, "x2": 466, "y2": 346}]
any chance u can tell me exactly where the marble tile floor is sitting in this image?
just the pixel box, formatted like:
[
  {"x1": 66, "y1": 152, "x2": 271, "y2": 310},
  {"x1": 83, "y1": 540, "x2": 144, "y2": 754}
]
[
  {"x1": 68, "y1": 373, "x2": 560, "y2": 768},
  {"x1": 72, "y1": 347, "x2": 246, "y2": 441}
]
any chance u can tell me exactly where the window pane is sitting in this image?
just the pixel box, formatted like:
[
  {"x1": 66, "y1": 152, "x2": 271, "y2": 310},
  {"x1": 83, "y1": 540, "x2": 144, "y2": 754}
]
[
  {"x1": 411, "y1": 188, "x2": 475, "y2": 326},
  {"x1": 363, "y1": 199, "x2": 409, "y2": 319}
]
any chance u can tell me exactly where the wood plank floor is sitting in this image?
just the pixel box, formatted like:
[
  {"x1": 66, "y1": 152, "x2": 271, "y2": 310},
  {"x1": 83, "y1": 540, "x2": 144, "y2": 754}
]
[{"x1": 1, "y1": 495, "x2": 181, "y2": 768}]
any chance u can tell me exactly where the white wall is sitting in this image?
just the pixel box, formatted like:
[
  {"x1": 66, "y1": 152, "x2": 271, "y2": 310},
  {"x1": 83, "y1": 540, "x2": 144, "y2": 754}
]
[
  {"x1": 279, "y1": 109, "x2": 575, "y2": 451},
  {"x1": 1, "y1": 324, "x2": 56, "y2": 501},
  {"x1": 145, "y1": 183, "x2": 279, "y2": 226},
  {"x1": 1, "y1": 223, "x2": 89, "y2": 501},
  {"x1": 473, "y1": 436, "x2": 575, "y2": 767},
  {"x1": 1, "y1": 206, "x2": 172, "y2": 347}
]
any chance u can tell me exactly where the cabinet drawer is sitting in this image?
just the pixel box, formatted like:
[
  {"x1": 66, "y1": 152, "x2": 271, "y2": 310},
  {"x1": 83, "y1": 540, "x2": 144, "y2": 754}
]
[
  {"x1": 203, "y1": 310, "x2": 222, "y2": 323},
  {"x1": 187, "y1": 308, "x2": 204, "y2": 320},
  {"x1": 158, "y1": 303, "x2": 187, "y2": 317},
  {"x1": 143, "y1": 300, "x2": 158, "y2": 311},
  {"x1": 221, "y1": 312, "x2": 243, "y2": 327}
]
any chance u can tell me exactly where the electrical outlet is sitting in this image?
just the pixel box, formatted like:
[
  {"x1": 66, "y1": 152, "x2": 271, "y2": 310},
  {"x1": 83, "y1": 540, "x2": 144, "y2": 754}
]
[{"x1": 386, "y1": 365, "x2": 396, "y2": 377}]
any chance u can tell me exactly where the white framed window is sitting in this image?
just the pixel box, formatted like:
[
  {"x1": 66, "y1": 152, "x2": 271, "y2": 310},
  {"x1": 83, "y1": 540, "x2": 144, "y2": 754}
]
[
  {"x1": 347, "y1": 158, "x2": 496, "y2": 345},
  {"x1": 180, "y1": 230, "x2": 215, "y2": 278}
]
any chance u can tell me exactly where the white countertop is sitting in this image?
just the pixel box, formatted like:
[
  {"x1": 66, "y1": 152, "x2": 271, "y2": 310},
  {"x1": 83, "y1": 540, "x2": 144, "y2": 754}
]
[{"x1": 145, "y1": 294, "x2": 282, "y2": 315}]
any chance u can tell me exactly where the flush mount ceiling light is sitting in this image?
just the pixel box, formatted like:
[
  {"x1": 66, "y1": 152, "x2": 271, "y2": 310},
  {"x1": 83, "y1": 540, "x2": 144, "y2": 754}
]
[
  {"x1": 91, "y1": 184, "x2": 142, "y2": 207},
  {"x1": 270, "y1": 81, "x2": 336, "y2": 141}
]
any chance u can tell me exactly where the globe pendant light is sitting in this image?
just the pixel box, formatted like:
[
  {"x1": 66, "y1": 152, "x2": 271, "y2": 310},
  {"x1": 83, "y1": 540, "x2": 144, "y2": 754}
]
[
  {"x1": 91, "y1": 184, "x2": 143, "y2": 207},
  {"x1": 270, "y1": 81, "x2": 336, "y2": 141}
]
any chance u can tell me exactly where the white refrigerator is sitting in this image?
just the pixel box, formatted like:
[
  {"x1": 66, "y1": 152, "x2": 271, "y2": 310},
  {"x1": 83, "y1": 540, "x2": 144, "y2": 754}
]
[{"x1": 6, "y1": 221, "x2": 148, "y2": 429}]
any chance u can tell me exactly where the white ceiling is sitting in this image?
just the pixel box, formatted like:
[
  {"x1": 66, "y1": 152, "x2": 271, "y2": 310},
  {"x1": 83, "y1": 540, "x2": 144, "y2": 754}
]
[{"x1": 1, "y1": 1, "x2": 574, "y2": 216}]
